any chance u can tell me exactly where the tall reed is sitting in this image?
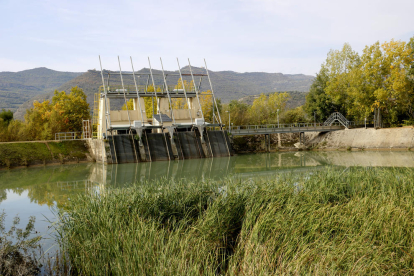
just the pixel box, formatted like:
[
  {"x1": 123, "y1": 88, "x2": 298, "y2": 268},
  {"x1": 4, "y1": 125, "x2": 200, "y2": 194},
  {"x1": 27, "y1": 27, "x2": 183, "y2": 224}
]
[{"x1": 58, "y1": 167, "x2": 414, "y2": 275}]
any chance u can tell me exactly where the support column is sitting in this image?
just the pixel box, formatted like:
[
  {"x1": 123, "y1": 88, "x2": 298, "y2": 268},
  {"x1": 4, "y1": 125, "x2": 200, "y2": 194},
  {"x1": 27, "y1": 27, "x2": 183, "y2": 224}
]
[
  {"x1": 265, "y1": 134, "x2": 270, "y2": 152},
  {"x1": 166, "y1": 126, "x2": 179, "y2": 159},
  {"x1": 132, "y1": 125, "x2": 147, "y2": 161},
  {"x1": 197, "y1": 124, "x2": 211, "y2": 157}
]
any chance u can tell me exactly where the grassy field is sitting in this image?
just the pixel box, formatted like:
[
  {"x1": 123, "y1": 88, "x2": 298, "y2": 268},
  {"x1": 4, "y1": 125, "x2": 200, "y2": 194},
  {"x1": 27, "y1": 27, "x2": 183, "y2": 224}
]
[
  {"x1": 58, "y1": 167, "x2": 414, "y2": 275},
  {"x1": 0, "y1": 141, "x2": 88, "y2": 168}
]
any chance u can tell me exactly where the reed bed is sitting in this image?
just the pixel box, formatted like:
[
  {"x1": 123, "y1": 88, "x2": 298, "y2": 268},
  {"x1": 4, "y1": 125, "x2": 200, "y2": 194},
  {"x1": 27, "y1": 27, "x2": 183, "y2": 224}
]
[{"x1": 58, "y1": 167, "x2": 414, "y2": 275}]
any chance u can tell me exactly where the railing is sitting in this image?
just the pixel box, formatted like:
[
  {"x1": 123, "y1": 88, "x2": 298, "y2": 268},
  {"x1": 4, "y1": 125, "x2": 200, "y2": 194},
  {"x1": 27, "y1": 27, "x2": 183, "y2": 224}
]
[
  {"x1": 324, "y1": 112, "x2": 349, "y2": 128},
  {"x1": 55, "y1": 132, "x2": 85, "y2": 141},
  {"x1": 227, "y1": 122, "x2": 344, "y2": 134}
]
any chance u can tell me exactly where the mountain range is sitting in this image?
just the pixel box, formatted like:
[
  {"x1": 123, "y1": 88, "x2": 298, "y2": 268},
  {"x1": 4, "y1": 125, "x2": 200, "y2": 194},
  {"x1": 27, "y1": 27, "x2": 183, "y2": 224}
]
[
  {"x1": 0, "y1": 67, "x2": 314, "y2": 120},
  {"x1": 0, "y1": 68, "x2": 81, "y2": 112}
]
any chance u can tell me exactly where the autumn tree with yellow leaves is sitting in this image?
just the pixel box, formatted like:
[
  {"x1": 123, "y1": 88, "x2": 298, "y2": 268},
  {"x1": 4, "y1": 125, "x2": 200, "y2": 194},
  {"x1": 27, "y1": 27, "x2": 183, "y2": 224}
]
[
  {"x1": 305, "y1": 37, "x2": 414, "y2": 125},
  {"x1": 0, "y1": 86, "x2": 90, "y2": 141}
]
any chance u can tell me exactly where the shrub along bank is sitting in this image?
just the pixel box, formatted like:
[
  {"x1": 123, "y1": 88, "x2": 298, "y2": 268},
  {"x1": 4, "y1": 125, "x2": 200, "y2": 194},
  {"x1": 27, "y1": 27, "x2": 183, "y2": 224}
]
[
  {"x1": 0, "y1": 141, "x2": 90, "y2": 169},
  {"x1": 58, "y1": 167, "x2": 414, "y2": 275}
]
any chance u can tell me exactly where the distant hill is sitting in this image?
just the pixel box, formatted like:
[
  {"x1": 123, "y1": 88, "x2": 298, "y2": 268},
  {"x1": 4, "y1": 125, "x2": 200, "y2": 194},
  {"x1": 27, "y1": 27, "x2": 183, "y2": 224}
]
[
  {"x1": 238, "y1": 91, "x2": 308, "y2": 109},
  {"x1": 0, "y1": 68, "x2": 81, "y2": 112},
  {"x1": 13, "y1": 67, "x2": 314, "y2": 120}
]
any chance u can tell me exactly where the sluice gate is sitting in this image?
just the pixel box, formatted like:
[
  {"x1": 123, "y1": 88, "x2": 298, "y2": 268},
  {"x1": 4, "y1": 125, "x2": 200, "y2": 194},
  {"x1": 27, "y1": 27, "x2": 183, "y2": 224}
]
[
  {"x1": 107, "y1": 129, "x2": 232, "y2": 164},
  {"x1": 95, "y1": 56, "x2": 232, "y2": 164}
]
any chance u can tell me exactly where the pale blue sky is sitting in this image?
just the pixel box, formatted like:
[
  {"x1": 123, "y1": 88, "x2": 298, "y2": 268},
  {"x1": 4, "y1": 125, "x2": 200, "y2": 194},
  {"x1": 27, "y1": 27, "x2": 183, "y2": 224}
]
[{"x1": 1, "y1": 0, "x2": 413, "y2": 75}]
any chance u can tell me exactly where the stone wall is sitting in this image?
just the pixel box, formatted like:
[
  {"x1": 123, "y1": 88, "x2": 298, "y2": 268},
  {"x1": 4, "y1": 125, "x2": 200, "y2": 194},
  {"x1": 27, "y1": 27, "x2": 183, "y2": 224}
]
[{"x1": 308, "y1": 127, "x2": 414, "y2": 150}]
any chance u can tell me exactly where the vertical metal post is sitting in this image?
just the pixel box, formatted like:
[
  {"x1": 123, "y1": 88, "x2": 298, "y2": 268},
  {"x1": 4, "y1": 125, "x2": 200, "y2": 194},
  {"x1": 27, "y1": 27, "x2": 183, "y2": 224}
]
[
  {"x1": 188, "y1": 59, "x2": 205, "y2": 121},
  {"x1": 204, "y1": 59, "x2": 223, "y2": 125},
  {"x1": 145, "y1": 75, "x2": 150, "y2": 94},
  {"x1": 198, "y1": 76, "x2": 203, "y2": 92},
  {"x1": 212, "y1": 102, "x2": 215, "y2": 124},
  {"x1": 160, "y1": 58, "x2": 176, "y2": 125},
  {"x1": 148, "y1": 57, "x2": 162, "y2": 125},
  {"x1": 229, "y1": 112, "x2": 231, "y2": 128},
  {"x1": 117, "y1": 56, "x2": 132, "y2": 128},
  {"x1": 176, "y1": 58, "x2": 193, "y2": 125},
  {"x1": 277, "y1": 109, "x2": 280, "y2": 128},
  {"x1": 204, "y1": 59, "x2": 230, "y2": 156},
  {"x1": 365, "y1": 117, "x2": 367, "y2": 129},
  {"x1": 99, "y1": 55, "x2": 111, "y2": 139},
  {"x1": 130, "y1": 56, "x2": 145, "y2": 124}
]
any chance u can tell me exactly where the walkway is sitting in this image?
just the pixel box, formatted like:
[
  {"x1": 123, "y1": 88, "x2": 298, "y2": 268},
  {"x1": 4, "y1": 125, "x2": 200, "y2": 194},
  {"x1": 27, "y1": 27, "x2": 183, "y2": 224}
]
[{"x1": 229, "y1": 123, "x2": 344, "y2": 136}]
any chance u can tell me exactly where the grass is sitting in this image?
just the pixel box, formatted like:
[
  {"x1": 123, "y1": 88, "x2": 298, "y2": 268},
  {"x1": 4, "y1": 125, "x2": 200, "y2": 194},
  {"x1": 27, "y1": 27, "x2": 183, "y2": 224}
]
[
  {"x1": 58, "y1": 167, "x2": 414, "y2": 275},
  {"x1": 0, "y1": 141, "x2": 88, "y2": 168}
]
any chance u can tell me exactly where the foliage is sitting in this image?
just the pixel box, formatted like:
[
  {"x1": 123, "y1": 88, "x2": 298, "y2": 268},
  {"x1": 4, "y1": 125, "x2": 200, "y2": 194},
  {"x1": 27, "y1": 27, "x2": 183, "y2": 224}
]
[
  {"x1": 0, "y1": 212, "x2": 41, "y2": 276},
  {"x1": 121, "y1": 99, "x2": 134, "y2": 111},
  {"x1": 0, "y1": 110, "x2": 13, "y2": 126},
  {"x1": 0, "y1": 87, "x2": 90, "y2": 141},
  {"x1": 227, "y1": 100, "x2": 250, "y2": 125},
  {"x1": 143, "y1": 85, "x2": 161, "y2": 118},
  {"x1": 281, "y1": 106, "x2": 308, "y2": 124},
  {"x1": 199, "y1": 90, "x2": 218, "y2": 122},
  {"x1": 249, "y1": 92, "x2": 290, "y2": 124},
  {"x1": 171, "y1": 78, "x2": 194, "y2": 109},
  {"x1": 306, "y1": 37, "x2": 414, "y2": 124},
  {"x1": 58, "y1": 167, "x2": 414, "y2": 275},
  {"x1": 0, "y1": 141, "x2": 88, "y2": 168},
  {"x1": 304, "y1": 67, "x2": 341, "y2": 122}
]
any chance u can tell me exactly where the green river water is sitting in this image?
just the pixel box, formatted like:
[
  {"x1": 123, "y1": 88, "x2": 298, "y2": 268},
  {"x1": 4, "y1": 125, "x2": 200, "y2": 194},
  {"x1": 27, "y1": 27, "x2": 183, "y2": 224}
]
[{"x1": 1, "y1": 150, "x2": 414, "y2": 262}]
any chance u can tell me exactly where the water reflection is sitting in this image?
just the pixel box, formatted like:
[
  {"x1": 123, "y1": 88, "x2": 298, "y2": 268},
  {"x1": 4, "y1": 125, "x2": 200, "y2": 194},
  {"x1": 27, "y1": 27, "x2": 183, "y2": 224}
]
[{"x1": 0, "y1": 150, "x2": 414, "y2": 262}]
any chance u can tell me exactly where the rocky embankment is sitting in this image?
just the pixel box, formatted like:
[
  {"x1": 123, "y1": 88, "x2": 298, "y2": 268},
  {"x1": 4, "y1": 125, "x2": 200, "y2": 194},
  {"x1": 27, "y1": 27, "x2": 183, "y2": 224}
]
[{"x1": 308, "y1": 127, "x2": 414, "y2": 150}]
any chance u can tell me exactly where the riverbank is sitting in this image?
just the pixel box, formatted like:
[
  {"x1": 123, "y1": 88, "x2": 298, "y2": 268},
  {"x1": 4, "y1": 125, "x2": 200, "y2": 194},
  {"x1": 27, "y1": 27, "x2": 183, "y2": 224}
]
[
  {"x1": 308, "y1": 127, "x2": 414, "y2": 150},
  {"x1": 0, "y1": 140, "x2": 92, "y2": 169},
  {"x1": 232, "y1": 133, "x2": 303, "y2": 153},
  {"x1": 58, "y1": 167, "x2": 414, "y2": 275}
]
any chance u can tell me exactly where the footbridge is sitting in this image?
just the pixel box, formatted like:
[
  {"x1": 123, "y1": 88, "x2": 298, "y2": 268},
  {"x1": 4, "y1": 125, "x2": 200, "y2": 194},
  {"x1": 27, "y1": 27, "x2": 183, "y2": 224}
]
[
  {"x1": 228, "y1": 123, "x2": 344, "y2": 136},
  {"x1": 228, "y1": 112, "x2": 350, "y2": 136}
]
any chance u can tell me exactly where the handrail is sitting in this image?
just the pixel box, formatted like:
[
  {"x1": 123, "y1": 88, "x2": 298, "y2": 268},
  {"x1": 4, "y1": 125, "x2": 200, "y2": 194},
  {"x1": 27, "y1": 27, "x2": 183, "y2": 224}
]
[{"x1": 324, "y1": 112, "x2": 349, "y2": 128}]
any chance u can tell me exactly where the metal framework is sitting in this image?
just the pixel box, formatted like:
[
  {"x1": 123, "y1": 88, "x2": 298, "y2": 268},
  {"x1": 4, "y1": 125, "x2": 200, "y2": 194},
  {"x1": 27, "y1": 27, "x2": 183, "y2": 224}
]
[{"x1": 94, "y1": 57, "x2": 223, "y2": 139}]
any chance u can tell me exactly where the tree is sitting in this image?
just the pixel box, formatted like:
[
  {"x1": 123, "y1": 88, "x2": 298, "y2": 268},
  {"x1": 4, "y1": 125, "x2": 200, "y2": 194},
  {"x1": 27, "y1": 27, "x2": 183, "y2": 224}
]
[
  {"x1": 0, "y1": 109, "x2": 13, "y2": 125},
  {"x1": 304, "y1": 67, "x2": 341, "y2": 122},
  {"x1": 23, "y1": 87, "x2": 90, "y2": 140},
  {"x1": 282, "y1": 106, "x2": 308, "y2": 124},
  {"x1": 199, "y1": 90, "x2": 214, "y2": 122},
  {"x1": 324, "y1": 43, "x2": 360, "y2": 118},
  {"x1": 249, "y1": 92, "x2": 290, "y2": 124},
  {"x1": 144, "y1": 85, "x2": 160, "y2": 118},
  {"x1": 171, "y1": 78, "x2": 195, "y2": 109},
  {"x1": 227, "y1": 100, "x2": 250, "y2": 126},
  {"x1": 122, "y1": 99, "x2": 134, "y2": 111},
  {"x1": 351, "y1": 40, "x2": 414, "y2": 122}
]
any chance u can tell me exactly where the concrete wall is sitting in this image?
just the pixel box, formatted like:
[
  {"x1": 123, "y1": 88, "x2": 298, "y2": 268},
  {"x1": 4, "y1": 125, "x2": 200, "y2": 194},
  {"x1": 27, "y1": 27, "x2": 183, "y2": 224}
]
[
  {"x1": 308, "y1": 127, "x2": 414, "y2": 150},
  {"x1": 85, "y1": 138, "x2": 112, "y2": 163}
]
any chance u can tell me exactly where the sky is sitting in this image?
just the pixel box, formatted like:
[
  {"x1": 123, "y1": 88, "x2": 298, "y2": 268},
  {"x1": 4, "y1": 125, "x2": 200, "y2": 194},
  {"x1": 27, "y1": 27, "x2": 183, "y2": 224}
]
[{"x1": 0, "y1": 0, "x2": 413, "y2": 76}]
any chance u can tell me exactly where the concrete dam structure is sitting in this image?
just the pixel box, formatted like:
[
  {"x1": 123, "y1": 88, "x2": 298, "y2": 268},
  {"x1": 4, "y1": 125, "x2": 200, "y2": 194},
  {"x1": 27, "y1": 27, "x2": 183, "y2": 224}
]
[{"x1": 93, "y1": 57, "x2": 232, "y2": 164}]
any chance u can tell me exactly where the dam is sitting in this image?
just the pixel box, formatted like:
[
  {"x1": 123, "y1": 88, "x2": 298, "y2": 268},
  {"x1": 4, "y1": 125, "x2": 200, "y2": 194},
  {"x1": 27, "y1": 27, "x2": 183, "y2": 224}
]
[{"x1": 92, "y1": 57, "x2": 232, "y2": 164}]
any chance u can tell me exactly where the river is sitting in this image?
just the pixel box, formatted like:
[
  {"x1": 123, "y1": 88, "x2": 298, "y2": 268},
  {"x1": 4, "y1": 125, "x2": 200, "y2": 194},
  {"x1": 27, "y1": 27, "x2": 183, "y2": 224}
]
[{"x1": 1, "y1": 150, "x2": 414, "y2": 264}]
